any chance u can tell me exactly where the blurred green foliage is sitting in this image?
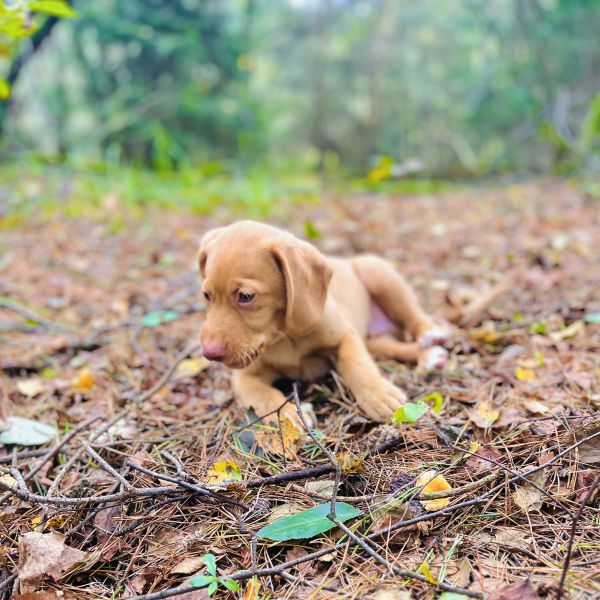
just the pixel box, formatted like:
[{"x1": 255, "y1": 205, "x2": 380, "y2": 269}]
[{"x1": 1, "y1": 0, "x2": 600, "y2": 178}]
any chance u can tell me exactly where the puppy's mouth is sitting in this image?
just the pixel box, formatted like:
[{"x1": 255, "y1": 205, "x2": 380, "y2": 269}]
[{"x1": 224, "y1": 346, "x2": 262, "y2": 369}]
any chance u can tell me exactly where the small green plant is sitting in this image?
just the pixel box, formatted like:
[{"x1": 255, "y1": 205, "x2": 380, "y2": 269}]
[
  {"x1": 392, "y1": 392, "x2": 444, "y2": 424},
  {"x1": 188, "y1": 554, "x2": 240, "y2": 596}
]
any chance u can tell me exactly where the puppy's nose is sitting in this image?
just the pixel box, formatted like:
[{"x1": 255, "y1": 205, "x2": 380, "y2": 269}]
[{"x1": 202, "y1": 342, "x2": 227, "y2": 362}]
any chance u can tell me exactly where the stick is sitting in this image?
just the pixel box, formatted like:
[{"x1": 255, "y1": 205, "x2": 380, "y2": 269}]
[{"x1": 556, "y1": 471, "x2": 600, "y2": 600}]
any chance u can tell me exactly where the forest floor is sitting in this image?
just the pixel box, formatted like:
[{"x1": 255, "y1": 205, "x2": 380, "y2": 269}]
[{"x1": 1, "y1": 175, "x2": 599, "y2": 600}]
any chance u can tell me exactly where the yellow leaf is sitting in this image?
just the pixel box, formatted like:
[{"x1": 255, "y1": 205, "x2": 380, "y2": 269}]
[
  {"x1": 242, "y1": 576, "x2": 260, "y2": 600},
  {"x1": 416, "y1": 469, "x2": 452, "y2": 511},
  {"x1": 206, "y1": 460, "x2": 242, "y2": 485},
  {"x1": 469, "y1": 400, "x2": 500, "y2": 429},
  {"x1": 336, "y1": 450, "x2": 366, "y2": 474},
  {"x1": 254, "y1": 418, "x2": 302, "y2": 456},
  {"x1": 173, "y1": 357, "x2": 210, "y2": 380},
  {"x1": 0, "y1": 79, "x2": 10, "y2": 100},
  {"x1": 31, "y1": 514, "x2": 66, "y2": 531},
  {"x1": 0, "y1": 473, "x2": 17, "y2": 489},
  {"x1": 71, "y1": 368, "x2": 95, "y2": 393},
  {"x1": 515, "y1": 367, "x2": 536, "y2": 381},
  {"x1": 16, "y1": 379, "x2": 45, "y2": 397},
  {"x1": 421, "y1": 560, "x2": 438, "y2": 584}
]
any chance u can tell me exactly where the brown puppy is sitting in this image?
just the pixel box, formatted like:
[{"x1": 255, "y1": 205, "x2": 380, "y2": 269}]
[{"x1": 198, "y1": 221, "x2": 448, "y2": 425}]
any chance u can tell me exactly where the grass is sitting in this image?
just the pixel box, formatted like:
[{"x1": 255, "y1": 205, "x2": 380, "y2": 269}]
[{"x1": 0, "y1": 158, "x2": 467, "y2": 230}]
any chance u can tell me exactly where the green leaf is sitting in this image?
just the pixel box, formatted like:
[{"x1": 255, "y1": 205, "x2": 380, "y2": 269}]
[
  {"x1": 220, "y1": 578, "x2": 240, "y2": 591},
  {"x1": 392, "y1": 402, "x2": 428, "y2": 424},
  {"x1": 29, "y1": 1, "x2": 77, "y2": 18},
  {"x1": 438, "y1": 593, "x2": 470, "y2": 600},
  {"x1": 257, "y1": 502, "x2": 361, "y2": 541},
  {"x1": 207, "y1": 581, "x2": 218, "y2": 596},
  {"x1": 139, "y1": 310, "x2": 179, "y2": 327},
  {"x1": 583, "y1": 312, "x2": 600, "y2": 324},
  {"x1": 0, "y1": 79, "x2": 10, "y2": 100},
  {"x1": 187, "y1": 575, "x2": 214, "y2": 588},
  {"x1": 0, "y1": 416, "x2": 58, "y2": 446},
  {"x1": 420, "y1": 392, "x2": 444, "y2": 414},
  {"x1": 201, "y1": 553, "x2": 217, "y2": 576}
]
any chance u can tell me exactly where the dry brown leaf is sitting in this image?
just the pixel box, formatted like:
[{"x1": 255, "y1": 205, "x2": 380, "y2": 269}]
[
  {"x1": 169, "y1": 556, "x2": 206, "y2": 575},
  {"x1": 488, "y1": 579, "x2": 543, "y2": 600},
  {"x1": 14, "y1": 592, "x2": 79, "y2": 600},
  {"x1": 371, "y1": 587, "x2": 413, "y2": 600},
  {"x1": 18, "y1": 532, "x2": 91, "y2": 593},
  {"x1": 242, "y1": 577, "x2": 261, "y2": 600},
  {"x1": 452, "y1": 557, "x2": 472, "y2": 588},
  {"x1": 16, "y1": 379, "x2": 46, "y2": 398}
]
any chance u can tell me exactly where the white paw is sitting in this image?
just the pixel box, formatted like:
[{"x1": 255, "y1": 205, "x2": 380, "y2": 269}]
[
  {"x1": 419, "y1": 327, "x2": 450, "y2": 349},
  {"x1": 419, "y1": 346, "x2": 449, "y2": 371}
]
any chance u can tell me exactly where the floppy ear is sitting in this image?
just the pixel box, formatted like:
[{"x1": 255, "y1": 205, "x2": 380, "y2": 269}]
[
  {"x1": 271, "y1": 240, "x2": 333, "y2": 337},
  {"x1": 197, "y1": 227, "x2": 224, "y2": 277}
]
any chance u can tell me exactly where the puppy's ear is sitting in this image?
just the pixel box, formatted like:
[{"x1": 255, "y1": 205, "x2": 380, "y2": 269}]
[
  {"x1": 197, "y1": 227, "x2": 224, "y2": 277},
  {"x1": 271, "y1": 240, "x2": 332, "y2": 337}
]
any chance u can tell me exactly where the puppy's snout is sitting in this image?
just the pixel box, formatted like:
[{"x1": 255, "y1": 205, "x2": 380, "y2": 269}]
[{"x1": 202, "y1": 341, "x2": 227, "y2": 362}]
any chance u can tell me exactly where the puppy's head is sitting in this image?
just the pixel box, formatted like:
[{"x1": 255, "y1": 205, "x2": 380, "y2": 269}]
[{"x1": 198, "y1": 221, "x2": 332, "y2": 369}]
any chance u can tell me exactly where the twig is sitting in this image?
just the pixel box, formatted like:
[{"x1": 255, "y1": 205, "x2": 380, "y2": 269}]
[
  {"x1": 85, "y1": 445, "x2": 132, "y2": 488},
  {"x1": 556, "y1": 471, "x2": 600, "y2": 600},
  {"x1": 292, "y1": 383, "x2": 340, "y2": 515},
  {"x1": 334, "y1": 517, "x2": 480, "y2": 598},
  {"x1": 127, "y1": 341, "x2": 200, "y2": 404},
  {"x1": 292, "y1": 385, "x2": 479, "y2": 599},
  {"x1": 125, "y1": 460, "x2": 249, "y2": 511}
]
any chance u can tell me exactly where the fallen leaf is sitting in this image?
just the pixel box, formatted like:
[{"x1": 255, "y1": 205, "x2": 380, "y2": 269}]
[
  {"x1": 254, "y1": 418, "x2": 301, "y2": 456},
  {"x1": 575, "y1": 470, "x2": 599, "y2": 503},
  {"x1": 549, "y1": 320, "x2": 585, "y2": 342},
  {"x1": 170, "y1": 556, "x2": 206, "y2": 575},
  {"x1": 206, "y1": 460, "x2": 242, "y2": 484},
  {"x1": 512, "y1": 470, "x2": 545, "y2": 513},
  {"x1": 420, "y1": 560, "x2": 437, "y2": 584},
  {"x1": 336, "y1": 451, "x2": 366, "y2": 474},
  {"x1": 257, "y1": 502, "x2": 361, "y2": 541},
  {"x1": 14, "y1": 592, "x2": 79, "y2": 600},
  {"x1": 0, "y1": 473, "x2": 17, "y2": 489},
  {"x1": 304, "y1": 480, "x2": 336, "y2": 496},
  {"x1": 0, "y1": 417, "x2": 58, "y2": 446},
  {"x1": 416, "y1": 470, "x2": 452, "y2": 511},
  {"x1": 140, "y1": 310, "x2": 179, "y2": 328},
  {"x1": 71, "y1": 368, "x2": 95, "y2": 394},
  {"x1": 464, "y1": 446, "x2": 504, "y2": 473},
  {"x1": 523, "y1": 400, "x2": 549, "y2": 415},
  {"x1": 16, "y1": 379, "x2": 46, "y2": 398},
  {"x1": 439, "y1": 594, "x2": 471, "y2": 600},
  {"x1": 488, "y1": 579, "x2": 542, "y2": 600},
  {"x1": 242, "y1": 576, "x2": 261, "y2": 600},
  {"x1": 392, "y1": 402, "x2": 428, "y2": 424},
  {"x1": 451, "y1": 557, "x2": 472, "y2": 588},
  {"x1": 18, "y1": 532, "x2": 91, "y2": 593},
  {"x1": 372, "y1": 587, "x2": 413, "y2": 599},
  {"x1": 515, "y1": 367, "x2": 536, "y2": 381},
  {"x1": 468, "y1": 400, "x2": 500, "y2": 429},
  {"x1": 174, "y1": 358, "x2": 211, "y2": 380}
]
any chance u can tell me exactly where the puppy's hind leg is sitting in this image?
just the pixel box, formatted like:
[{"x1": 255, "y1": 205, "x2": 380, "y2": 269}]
[
  {"x1": 366, "y1": 334, "x2": 449, "y2": 371},
  {"x1": 354, "y1": 255, "x2": 450, "y2": 368}
]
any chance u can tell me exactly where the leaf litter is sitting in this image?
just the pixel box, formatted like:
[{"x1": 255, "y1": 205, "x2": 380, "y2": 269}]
[{"x1": 0, "y1": 179, "x2": 599, "y2": 599}]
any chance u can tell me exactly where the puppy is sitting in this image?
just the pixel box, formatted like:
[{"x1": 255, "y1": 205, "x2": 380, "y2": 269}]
[{"x1": 198, "y1": 221, "x2": 448, "y2": 425}]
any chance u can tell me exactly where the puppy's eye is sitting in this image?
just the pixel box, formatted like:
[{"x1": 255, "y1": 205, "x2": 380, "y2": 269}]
[
  {"x1": 203, "y1": 291, "x2": 211, "y2": 302},
  {"x1": 237, "y1": 292, "x2": 255, "y2": 305}
]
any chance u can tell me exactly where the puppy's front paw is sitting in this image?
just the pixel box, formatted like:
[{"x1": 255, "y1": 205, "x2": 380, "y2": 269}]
[{"x1": 356, "y1": 379, "x2": 407, "y2": 422}]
